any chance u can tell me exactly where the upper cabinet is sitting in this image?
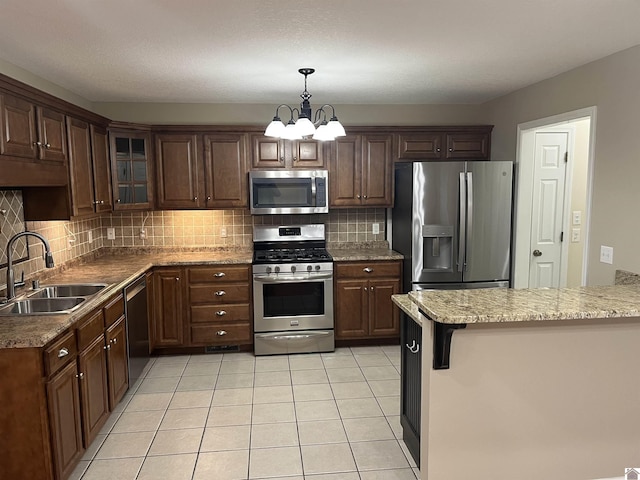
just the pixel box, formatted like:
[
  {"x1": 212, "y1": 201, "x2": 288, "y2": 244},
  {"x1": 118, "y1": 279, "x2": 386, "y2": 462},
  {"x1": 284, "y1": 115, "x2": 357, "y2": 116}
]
[
  {"x1": 0, "y1": 93, "x2": 69, "y2": 187},
  {"x1": 155, "y1": 133, "x2": 202, "y2": 209},
  {"x1": 109, "y1": 129, "x2": 154, "y2": 211},
  {"x1": 89, "y1": 125, "x2": 113, "y2": 214},
  {"x1": 250, "y1": 134, "x2": 326, "y2": 169},
  {"x1": 396, "y1": 127, "x2": 492, "y2": 161},
  {"x1": 329, "y1": 134, "x2": 393, "y2": 208},
  {"x1": 66, "y1": 117, "x2": 95, "y2": 217},
  {"x1": 203, "y1": 133, "x2": 248, "y2": 208}
]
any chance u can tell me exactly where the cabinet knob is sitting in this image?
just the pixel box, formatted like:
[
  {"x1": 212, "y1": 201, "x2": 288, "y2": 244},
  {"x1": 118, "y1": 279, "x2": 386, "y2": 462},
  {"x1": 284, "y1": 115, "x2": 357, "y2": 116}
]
[
  {"x1": 193, "y1": 196, "x2": 198, "y2": 201},
  {"x1": 280, "y1": 156, "x2": 285, "y2": 162},
  {"x1": 214, "y1": 272, "x2": 226, "y2": 278},
  {"x1": 111, "y1": 338, "x2": 117, "y2": 344},
  {"x1": 216, "y1": 330, "x2": 227, "y2": 336},
  {"x1": 364, "y1": 286, "x2": 368, "y2": 291},
  {"x1": 104, "y1": 344, "x2": 111, "y2": 350},
  {"x1": 93, "y1": 200, "x2": 105, "y2": 205},
  {"x1": 175, "y1": 277, "x2": 180, "y2": 281},
  {"x1": 216, "y1": 310, "x2": 227, "y2": 316},
  {"x1": 33, "y1": 141, "x2": 42, "y2": 146},
  {"x1": 76, "y1": 372, "x2": 84, "y2": 379},
  {"x1": 363, "y1": 195, "x2": 368, "y2": 199},
  {"x1": 356, "y1": 195, "x2": 361, "y2": 199},
  {"x1": 363, "y1": 267, "x2": 373, "y2": 273},
  {"x1": 207, "y1": 196, "x2": 212, "y2": 201},
  {"x1": 57, "y1": 348, "x2": 69, "y2": 358},
  {"x1": 293, "y1": 156, "x2": 297, "y2": 161},
  {"x1": 44, "y1": 143, "x2": 51, "y2": 149},
  {"x1": 215, "y1": 290, "x2": 226, "y2": 296},
  {"x1": 436, "y1": 148, "x2": 441, "y2": 152},
  {"x1": 370, "y1": 286, "x2": 374, "y2": 291},
  {"x1": 449, "y1": 148, "x2": 453, "y2": 152},
  {"x1": 116, "y1": 199, "x2": 121, "y2": 203}
]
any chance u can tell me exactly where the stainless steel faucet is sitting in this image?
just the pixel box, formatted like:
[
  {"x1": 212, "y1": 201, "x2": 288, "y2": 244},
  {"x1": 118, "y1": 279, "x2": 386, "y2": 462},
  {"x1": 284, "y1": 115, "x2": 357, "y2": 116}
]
[{"x1": 5, "y1": 231, "x2": 54, "y2": 301}]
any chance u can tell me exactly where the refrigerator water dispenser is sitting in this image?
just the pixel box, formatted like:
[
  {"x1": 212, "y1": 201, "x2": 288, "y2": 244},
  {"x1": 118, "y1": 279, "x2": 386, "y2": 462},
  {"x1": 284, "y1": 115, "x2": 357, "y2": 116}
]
[{"x1": 422, "y1": 225, "x2": 454, "y2": 272}]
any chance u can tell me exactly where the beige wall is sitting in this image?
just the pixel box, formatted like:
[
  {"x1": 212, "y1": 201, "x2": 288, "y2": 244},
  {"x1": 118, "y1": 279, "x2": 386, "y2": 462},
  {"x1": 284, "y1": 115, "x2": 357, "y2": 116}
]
[
  {"x1": 93, "y1": 102, "x2": 486, "y2": 126},
  {"x1": 485, "y1": 44, "x2": 640, "y2": 285}
]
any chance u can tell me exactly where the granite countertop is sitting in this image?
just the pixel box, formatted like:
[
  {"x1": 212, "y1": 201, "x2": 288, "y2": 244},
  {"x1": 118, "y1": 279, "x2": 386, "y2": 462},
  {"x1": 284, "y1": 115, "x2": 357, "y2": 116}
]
[
  {"x1": 408, "y1": 285, "x2": 640, "y2": 325},
  {"x1": 328, "y1": 247, "x2": 403, "y2": 262},
  {"x1": 392, "y1": 294, "x2": 425, "y2": 327},
  {"x1": 0, "y1": 249, "x2": 253, "y2": 349}
]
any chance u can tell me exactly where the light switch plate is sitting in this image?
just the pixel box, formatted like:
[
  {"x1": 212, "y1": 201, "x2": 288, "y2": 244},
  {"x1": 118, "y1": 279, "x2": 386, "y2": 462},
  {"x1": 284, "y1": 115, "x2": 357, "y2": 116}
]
[
  {"x1": 571, "y1": 228, "x2": 580, "y2": 242},
  {"x1": 600, "y1": 245, "x2": 613, "y2": 264},
  {"x1": 88, "y1": 230, "x2": 93, "y2": 244},
  {"x1": 372, "y1": 223, "x2": 380, "y2": 235},
  {"x1": 106, "y1": 227, "x2": 115, "y2": 240},
  {"x1": 572, "y1": 211, "x2": 582, "y2": 226},
  {"x1": 221, "y1": 227, "x2": 227, "y2": 238}
]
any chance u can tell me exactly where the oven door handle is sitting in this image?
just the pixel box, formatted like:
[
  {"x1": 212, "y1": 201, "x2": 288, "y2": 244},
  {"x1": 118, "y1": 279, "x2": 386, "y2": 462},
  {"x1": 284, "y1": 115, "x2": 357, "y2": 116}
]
[
  {"x1": 256, "y1": 331, "x2": 331, "y2": 340},
  {"x1": 253, "y1": 274, "x2": 333, "y2": 283}
]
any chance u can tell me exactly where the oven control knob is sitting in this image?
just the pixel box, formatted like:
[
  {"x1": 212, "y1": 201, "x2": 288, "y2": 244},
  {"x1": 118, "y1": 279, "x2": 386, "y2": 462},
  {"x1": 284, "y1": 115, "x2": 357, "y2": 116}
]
[
  {"x1": 315, "y1": 265, "x2": 321, "y2": 271},
  {"x1": 307, "y1": 265, "x2": 312, "y2": 272},
  {"x1": 274, "y1": 266, "x2": 280, "y2": 274},
  {"x1": 291, "y1": 266, "x2": 296, "y2": 273},
  {"x1": 266, "y1": 266, "x2": 272, "y2": 274}
]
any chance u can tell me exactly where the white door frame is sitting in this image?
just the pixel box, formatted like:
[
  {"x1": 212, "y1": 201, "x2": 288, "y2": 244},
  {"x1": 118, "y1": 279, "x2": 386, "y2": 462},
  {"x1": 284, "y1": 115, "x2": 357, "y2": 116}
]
[{"x1": 512, "y1": 106, "x2": 597, "y2": 288}]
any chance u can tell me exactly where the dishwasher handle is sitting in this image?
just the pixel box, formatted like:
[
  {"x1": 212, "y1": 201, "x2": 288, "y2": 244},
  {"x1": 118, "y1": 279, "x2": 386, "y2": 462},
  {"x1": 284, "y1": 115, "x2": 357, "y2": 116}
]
[{"x1": 125, "y1": 275, "x2": 146, "y2": 301}]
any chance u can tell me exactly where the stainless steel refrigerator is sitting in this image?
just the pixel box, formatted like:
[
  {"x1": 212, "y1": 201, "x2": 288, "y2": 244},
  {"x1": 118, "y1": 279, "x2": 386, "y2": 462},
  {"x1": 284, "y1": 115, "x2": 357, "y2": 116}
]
[{"x1": 392, "y1": 161, "x2": 513, "y2": 291}]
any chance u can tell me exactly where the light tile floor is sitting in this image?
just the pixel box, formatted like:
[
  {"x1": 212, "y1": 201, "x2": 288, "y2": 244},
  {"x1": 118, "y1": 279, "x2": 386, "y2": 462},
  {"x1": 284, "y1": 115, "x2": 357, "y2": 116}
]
[{"x1": 70, "y1": 345, "x2": 419, "y2": 480}]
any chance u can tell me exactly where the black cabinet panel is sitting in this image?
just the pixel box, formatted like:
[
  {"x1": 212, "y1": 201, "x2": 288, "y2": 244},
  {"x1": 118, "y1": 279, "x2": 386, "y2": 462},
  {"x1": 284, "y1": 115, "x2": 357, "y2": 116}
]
[{"x1": 400, "y1": 312, "x2": 421, "y2": 467}]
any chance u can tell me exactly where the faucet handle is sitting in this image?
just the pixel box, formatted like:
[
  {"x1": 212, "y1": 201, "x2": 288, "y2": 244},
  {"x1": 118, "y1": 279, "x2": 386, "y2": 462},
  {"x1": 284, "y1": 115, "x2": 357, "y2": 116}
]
[{"x1": 14, "y1": 271, "x2": 26, "y2": 288}]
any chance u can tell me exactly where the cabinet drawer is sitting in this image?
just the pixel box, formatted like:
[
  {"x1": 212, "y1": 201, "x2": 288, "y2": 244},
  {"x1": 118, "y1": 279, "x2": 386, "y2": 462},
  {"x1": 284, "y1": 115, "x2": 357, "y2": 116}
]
[
  {"x1": 190, "y1": 304, "x2": 250, "y2": 323},
  {"x1": 104, "y1": 294, "x2": 124, "y2": 327},
  {"x1": 188, "y1": 266, "x2": 250, "y2": 284},
  {"x1": 335, "y1": 261, "x2": 401, "y2": 279},
  {"x1": 190, "y1": 323, "x2": 251, "y2": 345},
  {"x1": 77, "y1": 309, "x2": 105, "y2": 351},
  {"x1": 189, "y1": 285, "x2": 250, "y2": 304},
  {"x1": 44, "y1": 330, "x2": 77, "y2": 376}
]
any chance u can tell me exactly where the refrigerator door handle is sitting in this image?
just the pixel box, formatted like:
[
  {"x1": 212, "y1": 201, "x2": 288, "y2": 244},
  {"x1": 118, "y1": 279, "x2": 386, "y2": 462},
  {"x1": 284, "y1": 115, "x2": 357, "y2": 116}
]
[
  {"x1": 458, "y1": 172, "x2": 466, "y2": 272},
  {"x1": 466, "y1": 171, "x2": 473, "y2": 272}
]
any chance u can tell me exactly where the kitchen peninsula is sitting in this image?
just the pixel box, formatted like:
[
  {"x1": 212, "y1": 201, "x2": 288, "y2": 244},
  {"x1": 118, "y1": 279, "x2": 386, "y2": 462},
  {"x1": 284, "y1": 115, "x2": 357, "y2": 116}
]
[{"x1": 393, "y1": 283, "x2": 640, "y2": 480}]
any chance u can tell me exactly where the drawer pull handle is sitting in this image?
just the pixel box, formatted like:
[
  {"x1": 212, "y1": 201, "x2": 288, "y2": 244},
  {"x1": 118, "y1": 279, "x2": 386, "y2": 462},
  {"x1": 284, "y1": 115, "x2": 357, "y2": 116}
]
[
  {"x1": 406, "y1": 340, "x2": 420, "y2": 354},
  {"x1": 214, "y1": 272, "x2": 226, "y2": 278},
  {"x1": 57, "y1": 348, "x2": 69, "y2": 358},
  {"x1": 216, "y1": 330, "x2": 227, "y2": 336},
  {"x1": 215, "y1": 290, "x2": 226, "y2": 296},
  {"x1": 363, "y1": 267, "x2": 373, "y2": 273},
  {"x1": 216, "y1": 310, "x2": 227, "y2": 316}
]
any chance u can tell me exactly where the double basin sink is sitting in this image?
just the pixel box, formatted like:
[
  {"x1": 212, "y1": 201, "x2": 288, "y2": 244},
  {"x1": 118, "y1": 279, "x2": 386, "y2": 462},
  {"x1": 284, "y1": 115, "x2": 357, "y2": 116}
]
[{"x1": 0, "y1": 283, "x2": 108, "y2": 316}]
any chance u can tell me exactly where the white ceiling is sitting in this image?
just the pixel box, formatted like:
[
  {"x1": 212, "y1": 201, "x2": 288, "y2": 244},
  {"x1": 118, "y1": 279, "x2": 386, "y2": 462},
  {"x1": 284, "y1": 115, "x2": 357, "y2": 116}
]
[{"x1": 1, "y1": 0, "x2": 640, "y2": 105}]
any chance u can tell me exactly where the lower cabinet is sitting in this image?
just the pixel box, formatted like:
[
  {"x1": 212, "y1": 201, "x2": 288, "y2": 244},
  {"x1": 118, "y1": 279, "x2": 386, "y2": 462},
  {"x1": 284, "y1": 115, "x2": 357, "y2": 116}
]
[
  {"x1": 0, "y1": 291, "x2": 129, "y2": 480},
  {"x1": 400, "y1": 311, "x2": 422, "y2": 467},
  {"x1": 334, "y1": 260, "x2": 402, "y2": 340},
  {"x1": 150, "y1": 264, "x2": 253, "y2": 350}
]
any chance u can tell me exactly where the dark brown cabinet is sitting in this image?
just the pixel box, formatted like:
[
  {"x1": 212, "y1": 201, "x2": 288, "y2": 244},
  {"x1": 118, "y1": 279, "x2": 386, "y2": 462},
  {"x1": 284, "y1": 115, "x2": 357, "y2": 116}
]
[
  {"x1": 203, "y1": 133, "x2": 248, "y2": 208},
  {"x1": 77, "y1": 333, "x2": 109, "y2": 447},
  {"x1": 187, "y1": 265, "x2": 252, "y2": 347},
  {"x1": 110, "y1": 129, "x2": 153, "y2": 210},
  {"x1": 335, "y1": 261, "x2": 401, "y2": 340},
  {"x1": 47, "y1": 360, "x2": 84, "y2": 480},
  {"x1": 155, "y1": 134, "x2": 202, "y2": 209},
  {"x1": 152, "y1": 268, "x2": 184, "y2": 348},
  {"x1": 0, "y1": 93, "x2": 69, "y2": 187},
  {"x1": 106, "y1": 316, "x2": 129, "y2": 408},
  {"x1": 90, "y1": 125, "x2": 113, "y2": 213},
  {"x1": 67, "y1": 117, "x2": 95, "y2": 217},
  {"x1": 329, "y1": 134, "x2": 393, "y2": 207},
  {"x1": 396, "y1": 127, "x2": 492, "y2": 161},
  {"x1": 251, "y1": 134, "x2": 325, "y2": 169}
]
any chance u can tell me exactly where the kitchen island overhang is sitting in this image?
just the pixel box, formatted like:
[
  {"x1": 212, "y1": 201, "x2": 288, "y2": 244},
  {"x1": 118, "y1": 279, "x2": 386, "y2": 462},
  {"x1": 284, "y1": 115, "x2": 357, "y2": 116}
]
[{"x1": 393, "y1": 285, "x2": 640, "y2": 480}]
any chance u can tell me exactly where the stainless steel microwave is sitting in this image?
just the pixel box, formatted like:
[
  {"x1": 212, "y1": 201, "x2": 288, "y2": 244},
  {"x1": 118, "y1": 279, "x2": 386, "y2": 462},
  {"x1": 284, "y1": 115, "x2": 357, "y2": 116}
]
[{"x1": 249, "y1": 170, "x2": 329, "y2": 214}]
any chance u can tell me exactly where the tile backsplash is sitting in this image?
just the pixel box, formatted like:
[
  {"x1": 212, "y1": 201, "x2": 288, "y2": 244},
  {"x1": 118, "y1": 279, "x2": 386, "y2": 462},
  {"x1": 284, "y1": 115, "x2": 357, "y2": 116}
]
[{"x1": 0, "y1": 188, "x2": 387, "y2": 291}]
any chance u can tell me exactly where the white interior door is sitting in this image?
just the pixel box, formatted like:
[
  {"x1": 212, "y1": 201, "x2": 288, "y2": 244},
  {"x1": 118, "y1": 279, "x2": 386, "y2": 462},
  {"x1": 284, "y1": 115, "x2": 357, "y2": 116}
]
[{"x1": 529, "y1": 131, "x2": 569, "y2": 288}]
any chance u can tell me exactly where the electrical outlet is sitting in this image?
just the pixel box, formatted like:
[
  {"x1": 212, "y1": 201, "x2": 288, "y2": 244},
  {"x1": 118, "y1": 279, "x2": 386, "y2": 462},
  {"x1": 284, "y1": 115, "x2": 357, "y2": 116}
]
[
  {"x1": 572, "y1": 211, "x2": 582, "y2": 226},
  {"x1": 67, "y1": 238, "x2": 75, "y2": 250},
  {"x1": 600, "y1": 245, "x2": 613, "y2": 264},
  {"x1": 372, "y1": 223, "x2": 380, "y2": 235},
  {"x1": 107, "y1": 227, "x2": 115, "y2": 240},
  {"x1": 88, "y1": 230, "x2": 93, "y2": 244},
  {"x1": 571, "y1": 228, "x2": 580, "y2": 243},
  {"x1": 221, "y1": 227, "x2": 227, "y2": 238},
  {"x1": 139, "y1": 228, "x2": 146, "y2": 239}
]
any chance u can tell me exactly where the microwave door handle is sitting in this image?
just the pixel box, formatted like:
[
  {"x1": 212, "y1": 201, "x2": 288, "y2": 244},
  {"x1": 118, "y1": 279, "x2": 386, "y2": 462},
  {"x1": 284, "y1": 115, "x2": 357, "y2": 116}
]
[{"x1": 311, "y1": 178, "x2": 317, "y2": 204}]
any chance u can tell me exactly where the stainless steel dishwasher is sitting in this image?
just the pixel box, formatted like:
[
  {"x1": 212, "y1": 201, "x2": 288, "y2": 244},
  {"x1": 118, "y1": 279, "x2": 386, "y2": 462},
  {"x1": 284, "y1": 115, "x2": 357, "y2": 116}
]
[{"x1": 124, "y1": 275, "x2": 150, "y2": 385}]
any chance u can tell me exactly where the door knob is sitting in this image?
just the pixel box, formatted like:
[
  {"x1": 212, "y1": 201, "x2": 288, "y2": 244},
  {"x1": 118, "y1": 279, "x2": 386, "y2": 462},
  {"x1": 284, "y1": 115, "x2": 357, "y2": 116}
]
[{"x1": 533, "y1": 249, "x2": 542, "y2": 257}]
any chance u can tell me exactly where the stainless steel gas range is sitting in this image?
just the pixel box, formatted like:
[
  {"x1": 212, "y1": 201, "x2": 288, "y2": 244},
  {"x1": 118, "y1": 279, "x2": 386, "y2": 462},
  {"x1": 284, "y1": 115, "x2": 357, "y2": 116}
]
[{"x1": 252, "y1": 224, "x2": 335, "y2": 355}]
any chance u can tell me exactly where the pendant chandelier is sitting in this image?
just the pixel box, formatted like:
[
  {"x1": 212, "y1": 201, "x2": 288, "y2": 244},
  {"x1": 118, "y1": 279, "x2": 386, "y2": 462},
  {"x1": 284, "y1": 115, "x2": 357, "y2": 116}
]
[{"x1": 264, "y1": 68, "x2": 346, "y2": 141}]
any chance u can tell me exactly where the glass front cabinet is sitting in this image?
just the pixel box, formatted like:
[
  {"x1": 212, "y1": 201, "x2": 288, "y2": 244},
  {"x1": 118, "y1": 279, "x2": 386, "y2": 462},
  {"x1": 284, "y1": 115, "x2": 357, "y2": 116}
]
[{"x1": 109, "y1": 130, "x2": 153, "y2": 210}]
